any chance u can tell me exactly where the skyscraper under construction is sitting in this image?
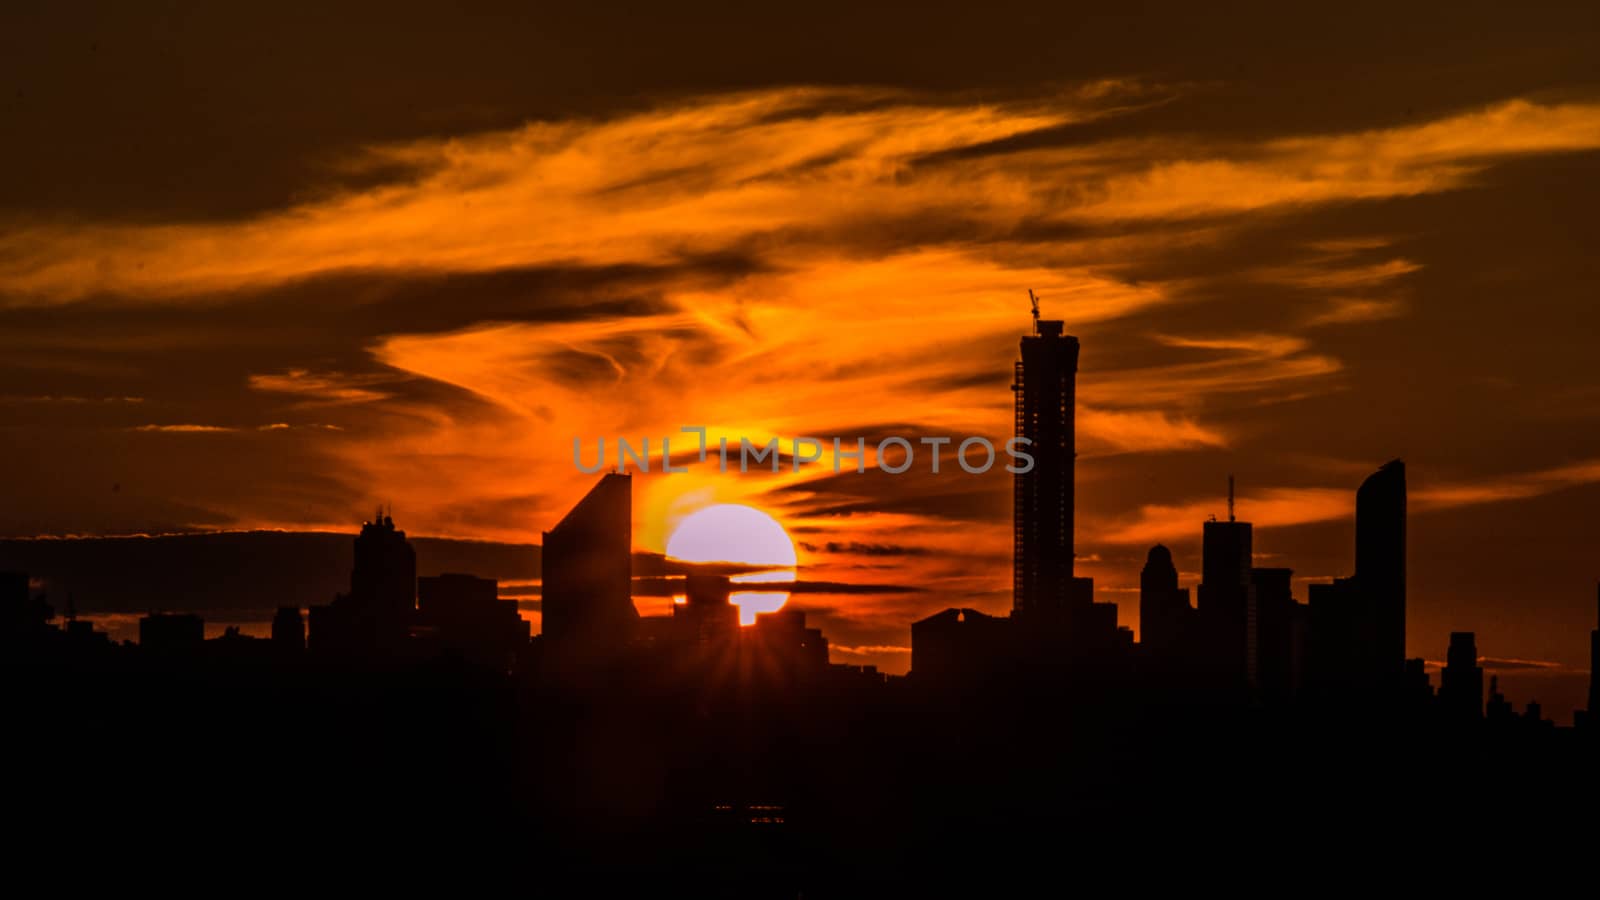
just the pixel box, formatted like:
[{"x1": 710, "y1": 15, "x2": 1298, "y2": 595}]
[{"x1": 1012, "y1": 317, "x2": 1079, "y2": 613}]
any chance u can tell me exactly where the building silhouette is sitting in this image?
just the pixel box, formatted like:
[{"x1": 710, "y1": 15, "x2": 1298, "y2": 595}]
[
  {"x1": 351, "y1": 511, "x2": 418, "y2": 621},
  {"x1": 745, "y1": 607, "x2": 831, "y2": 678},
  {"x1": 308, "y1": 511, "x2": 417, "y2": 658},
  {"x1": 1439, "y1": 631, "x2": 1484, "y2": 721},
  {"x1": 1356, "y1": 460, "x2": 1407, "y2": 680},
  {"x1": 0, "y1": 571, "x2": 53, "y2": 647},
  {"x1": 1138, "y1": 544, "x2": 1192, "y2": 665},
  {"x1": 1, "y1": 570, "x2": 29, "y2": 616},
  {"x1": 1485, "y1": 674, "x2": 1513, "y2": 723},
  {"x1": 139, "y1": 612, "x2": 204, "y2": 651},
  {"x1": 1252, "y1": 566, "x2": 1307, "y2": 701},
  {"x1": 673, "y1": 573, "x2": 742, "y2": 644},
  {"x1": 1012, "y1": 318, "x2": 1078, "y2": 614},
  {"x1": 1308, "y1": 577, "x2": 1359, "y2": 695},
  {"x1": 7, "y1": 306, "x2": 1600, "y2": 883},
  {"x1": 1302, "y1": 460, "x2": 1409, "y2": 698},
  {"x1": 1586, "y1": 582, "x2": 1600, "y2": 727},
  {"x1": 1197, "y1": 498, "x2": 1255, "y2": 690},
  {"x1": 540, "y1": 473, "x2": 639, "y2": 652},
  {"x1": 910, "y1": 607, "x2": 1009, "y2": 684},
  {"x1": 271, "y1": 605, "x2": 305, "y2": 654},
  {"x1": 910, "y1": 316, "x2": 1133, "y2": 678},
  {"x1": 416, "y1": 573, "x2": 530, "y2": 670}
]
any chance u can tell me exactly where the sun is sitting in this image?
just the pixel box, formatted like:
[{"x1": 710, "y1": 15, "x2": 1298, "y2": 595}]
[{"x1": 665, "y1": 503, "x2": 797, "y2": 625}]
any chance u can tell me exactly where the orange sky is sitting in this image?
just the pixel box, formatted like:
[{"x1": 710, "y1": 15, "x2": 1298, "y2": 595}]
[{"x1": 2, "y1": 3, "x2": 1598, "y2": 708}]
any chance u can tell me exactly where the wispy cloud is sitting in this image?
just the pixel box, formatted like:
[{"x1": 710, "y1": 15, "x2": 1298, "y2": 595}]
[
  {"x1": 1308, "y1": 297, "x2": 1408, "y2": 326},
  {"x1": 2, "y1": 395, "x2": 145, "y2": 404},
  {"x1": 1415, "y1": 459, "x2": 1600, "y2": 509},
  {"x1": 4, "y1": 94, "x2": 1597, "y2": 306},
  {"x1": 831, "y1": 645, "x2": 912, "y2": 656},
  {"x1": 130, "y1": 424, "x2": 237, "y2": 433},
  {"x1": 129, "y1": 423, "x2": 342, "y2": 434},
  {"x1": 1099, "y1": 457, "x2": 1600, "y2": 545},
  {"x1": 248, "y1": 369, "x2": 394, "y2": 406}
]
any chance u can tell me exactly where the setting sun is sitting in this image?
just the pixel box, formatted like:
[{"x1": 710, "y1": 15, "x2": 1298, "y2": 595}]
[{"x1": 665, "y1": 503, "x2": 797, "y2": 625}]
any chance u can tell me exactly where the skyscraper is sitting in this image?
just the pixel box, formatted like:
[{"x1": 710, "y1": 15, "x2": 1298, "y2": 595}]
[
  {"x1": 1252, "y1": 567, "x2": 1301, "y2": 701},
  {"x1": 1588, "y1": 583, "x2": 1599, "y2": 724},
  {"x1": 541, "y1": 472, "x2": 639, "y2": 648},
  {"x1": 1356, "y1": 459, "x2": 1406, "y2": 677},
  {"x1": 1308, "y1": 577, "x2": 1361, "y2": 694},
  {"x1": 349, "y1": 511, "x2": 418, "y2": 623},
  {"x1": 308, "y1": 512, "x2": 418, "y2": 658},
  {"x1": 1304, "y1": 460, "x2": 1408, "y2": 696},
  {"x1": 1139, "y1": 544, "x2": 1191, "y2": 659},
  {"x1": 1198, "y1": 509, "x2": 1255, "y2": 688},
  {"x1": 1012, "y1": 319, "x2": 1078, "y2": 614}
]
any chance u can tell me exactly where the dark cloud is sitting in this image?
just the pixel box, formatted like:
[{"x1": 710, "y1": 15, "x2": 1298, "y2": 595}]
[
  {"x1": 775, "y1": 456, "x2": 1012, "y2": 523},
  {"x1": 5, "y1": 2, "x2": 1594, "y2": 215},
  {"x1": 1479, "y1": 657, "x2": 1569, "y2": 672},
  {"x1": 629, "y1": 576, "x2": 921, "y2": 597},
  {"x1": 0, "y1": 531, "x2": 538, "y2": 613},
  {"x1": 799, "y1": 541, "x2": 932, "y2": 557}
]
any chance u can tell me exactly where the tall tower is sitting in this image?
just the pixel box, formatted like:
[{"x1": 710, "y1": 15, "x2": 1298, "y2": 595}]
[
  {"x1": 349, "y1": 511, "x2": 418, "y2": 623},
  {"x1": 1356, "y1": 459, "x2": 1406, "y2": 677},
  {"x1": 1588, "y1": 583, "x2": 1599, "y2": 721},
  {"x1": 1012, "y1": 319, "x2": 1078, "y2": 613},
  {"x1": 306, "y1": 512, "x2": 417, "y2": 658},
  {"x1": 541, "y1": 472, "x2": 639, "y2": 649},
  {"x1": 1198, "y1": 511, "x2": 1255, "y2": 688}
]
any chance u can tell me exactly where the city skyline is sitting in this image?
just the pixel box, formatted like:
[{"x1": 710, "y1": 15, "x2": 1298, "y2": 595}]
[
  {"x1": 4, "y1": 3, "x2": 1600, "y2": 712},
  {"x1": 9, "y1": 5, "x2": 1600, "y2": 886},
  {"x1": 4, "y1": 315, "x2": 1595, "y2": 721},
  {"x1": 6, "y1": 292, "x2": 1599, "y2": 887}
]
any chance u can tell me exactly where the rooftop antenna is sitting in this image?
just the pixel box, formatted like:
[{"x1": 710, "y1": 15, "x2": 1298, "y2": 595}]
[
  {"x1": 1227, "y1": 474, "x2": 1236, "y2": 523},
  {"x1": 1027, "y1": 289, "x2": 1041, "y2": 334}
]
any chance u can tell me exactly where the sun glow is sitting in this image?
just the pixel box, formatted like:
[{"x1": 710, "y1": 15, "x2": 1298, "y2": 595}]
[{"x1": 665, "y1": 503, "x2": 797, "y2": 625}]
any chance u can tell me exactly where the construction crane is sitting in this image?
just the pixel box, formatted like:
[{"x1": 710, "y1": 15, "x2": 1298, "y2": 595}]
[{"x1": 1027, "y1": 289, "x2": 1041, "y2": 333}]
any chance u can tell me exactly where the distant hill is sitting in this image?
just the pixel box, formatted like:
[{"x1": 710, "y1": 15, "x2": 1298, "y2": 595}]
[{"x1": 0, "y1": 531, "x2": 540, "y2": 614}]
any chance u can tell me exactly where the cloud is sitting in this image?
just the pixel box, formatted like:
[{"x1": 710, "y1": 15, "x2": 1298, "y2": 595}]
[
  {"x1": 1099, "y1": 485, "x2": 1353, "y2": 545},
  {"x1": 1085, "y1": 333, "x2": 1343, "y2": 407},
  {"x1": 256, "y1": 423, "x2": 344, "y2": 432},
  {"x1": 248, "y1": 369, "x2": 394, "y2": 405},
  {"x1": 128, "y1": 423, "x2": 343, "y2": 435},
  {"x1": 1098, "y1": 457, "x2": 1600, "y2": 546},
  {"x1": 130, "y1": 424, "x2": 237, "y2": 433},
  {"x1": 1307, "y1": 298, "x2": 1408, "y2": 326},
  {"x1": 1065, "y1": 100, "x2": 1600, "y2": 222},
  {"x1": 799, "y1": 542, "x2": 931, "y2": 557},
  {"x1": 5, "y1": 93, "x2": 1597, "y2": 306},
  {"x1": 831, "y1": 645, "x2": 912, "y2": 655},
  {"x1": 1478, "y1": 657, "x2": 1571, "y2": 672},
  {"x1": 1079, "y1": 406, "x2": 1227, "y2": 454},
  {"x1": 1416, "y1": 459, "x2": 1600, "y2": 510},
  {"x1": 785, "y1": 580, "x2": 926, "y2": 595},
  {"x1": 1, "y1": 395, "x2": 144, "y2": 404}
]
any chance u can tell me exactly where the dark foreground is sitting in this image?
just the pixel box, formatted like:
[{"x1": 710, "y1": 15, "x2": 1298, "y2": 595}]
[{"x1": 7, "y1": 645, "x2": 1596, "y2": 895}]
